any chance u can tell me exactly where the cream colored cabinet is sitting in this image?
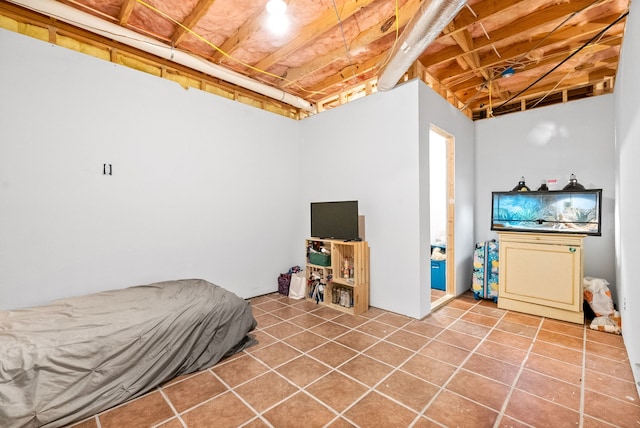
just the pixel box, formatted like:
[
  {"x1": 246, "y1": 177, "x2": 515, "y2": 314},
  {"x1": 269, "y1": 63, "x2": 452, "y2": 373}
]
[
  {"x1": 305, "y1": 238, "x2": 369, "y2": 315},
  {"x1": 497, "y1": 232, "x2": 585, "y2": 324}
]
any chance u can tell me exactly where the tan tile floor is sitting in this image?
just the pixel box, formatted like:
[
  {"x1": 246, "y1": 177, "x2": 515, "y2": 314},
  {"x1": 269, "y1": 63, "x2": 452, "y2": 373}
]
[
  {"x1": 68, "y1": 292, "x2": 640, "y2": 428},
  {"x1": 430, "y1": 288, "x2": 446, "y2": 303}
]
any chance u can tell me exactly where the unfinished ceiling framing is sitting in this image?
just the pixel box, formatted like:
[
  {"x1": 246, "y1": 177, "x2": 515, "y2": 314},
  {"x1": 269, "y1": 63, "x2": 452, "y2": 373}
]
[{"x1": 1, "y1": 0, "x2": 631, "y2": 120}]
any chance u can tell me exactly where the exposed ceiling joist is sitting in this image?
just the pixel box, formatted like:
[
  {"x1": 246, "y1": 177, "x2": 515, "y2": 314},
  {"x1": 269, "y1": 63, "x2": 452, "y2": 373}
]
[{"x1": 1, "y1": 0, "x2": 630, "y2": 120}]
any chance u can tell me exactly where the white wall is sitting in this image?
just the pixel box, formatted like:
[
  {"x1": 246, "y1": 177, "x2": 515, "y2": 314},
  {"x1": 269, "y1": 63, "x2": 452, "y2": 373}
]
[
  {"x1": 0, "y1": 29, "x2": 300, "y2": 309},
  {"x1": 2, "y1": 21, "x2": 626, "y2": 351},
  {"x1": 474, "y1": 97, "x2": 617, "y2": 300},
  {"x1": 614, "y1": 0, "x2": 640, "y2": 395},
  {"x1": 299, "y1": 82, "x2": 421, "y2": 317},
  {"x1": 418, "y1": 83, "x2": 476, "y2": 308},
  {"x1": 299, "y1": 79, "x2": 474, "y2": 318},
  {"x1": 0, "y1": 29, "x2": 475, "y2": 320}
]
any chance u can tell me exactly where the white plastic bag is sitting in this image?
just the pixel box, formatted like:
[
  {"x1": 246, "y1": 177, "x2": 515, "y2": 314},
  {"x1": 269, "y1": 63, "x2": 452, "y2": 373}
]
[
  {"x1": 288, "y1": 271, "x2": 306, "y2": 300},
  {"x1": 583, "y1": 277, "x2": 614, "y2": 317}
]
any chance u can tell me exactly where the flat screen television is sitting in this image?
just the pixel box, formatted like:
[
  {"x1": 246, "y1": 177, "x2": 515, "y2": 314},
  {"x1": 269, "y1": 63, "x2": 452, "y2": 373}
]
[{"x1": 311, "y1": 200, "x2": 359, "y2": 240}]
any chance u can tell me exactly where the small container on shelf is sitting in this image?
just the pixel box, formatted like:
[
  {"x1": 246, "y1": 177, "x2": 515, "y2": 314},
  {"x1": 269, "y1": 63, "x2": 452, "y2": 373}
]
[
  {"x1": 308, "y1": 240, "x2": 331, "y2": 266},
  {"x1": 309, "y1": 251, "x2": 331, "y2": 266}
]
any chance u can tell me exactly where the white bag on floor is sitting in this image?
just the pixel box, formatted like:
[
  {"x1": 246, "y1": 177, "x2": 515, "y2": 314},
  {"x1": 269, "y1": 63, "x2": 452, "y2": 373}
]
[
  {"x1": 288, "y1": 272, "x2": 306, "y2": 300},
  {"x1": 583, "y1": 277, "x2": 614, "y2": 317}
]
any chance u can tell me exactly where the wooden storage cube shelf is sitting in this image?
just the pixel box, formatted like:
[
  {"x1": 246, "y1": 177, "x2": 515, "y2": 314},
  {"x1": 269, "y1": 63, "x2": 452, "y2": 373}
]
[
  {"x1": 333, "y1": 244, "x2": 356, "y2": 283},
  {"x1": 325, "y1": 283, "x2": 360, "y2": 311},
  {"x1": 306, "y1": 264, "x2": 332, "y2": 302},
  {"x1": 305, "y1": 238, "x2": 369, "y2": 315},
  {"x1": 307, "y1": 265, "x2": 331, "y2": 279}
]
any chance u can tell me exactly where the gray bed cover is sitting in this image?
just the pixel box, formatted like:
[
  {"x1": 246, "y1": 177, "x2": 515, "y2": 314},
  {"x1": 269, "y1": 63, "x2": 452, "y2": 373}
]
[{"x1": 0, "y1": 279, "x2": 257, "y2": 427}]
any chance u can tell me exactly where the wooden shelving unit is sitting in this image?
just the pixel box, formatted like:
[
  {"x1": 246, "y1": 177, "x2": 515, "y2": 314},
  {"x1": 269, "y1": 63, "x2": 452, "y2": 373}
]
[{"x1": 305, "y1": 238, "x2": 369, "y2": 315}]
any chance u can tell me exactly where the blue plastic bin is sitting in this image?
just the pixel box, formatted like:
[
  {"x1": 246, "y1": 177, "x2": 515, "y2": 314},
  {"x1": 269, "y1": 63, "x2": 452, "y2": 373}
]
[{"x1": 431, "y1": 260, "x2": 446, "y2": 291}]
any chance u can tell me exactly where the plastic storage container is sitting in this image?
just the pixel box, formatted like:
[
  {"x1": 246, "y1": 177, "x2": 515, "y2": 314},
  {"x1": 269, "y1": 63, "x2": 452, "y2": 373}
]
[
  {"x1": 431, "y1": 260, "x2": 446, "y2": 291},
  {"x1": 309, "y1": 252, "x2": 331, "y2": 266}
]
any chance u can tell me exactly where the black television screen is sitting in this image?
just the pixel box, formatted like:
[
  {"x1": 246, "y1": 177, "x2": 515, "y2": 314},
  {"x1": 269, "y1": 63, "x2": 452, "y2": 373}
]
[{"x1": 311, "y1": 200, "x2": 359, "y2": 240}]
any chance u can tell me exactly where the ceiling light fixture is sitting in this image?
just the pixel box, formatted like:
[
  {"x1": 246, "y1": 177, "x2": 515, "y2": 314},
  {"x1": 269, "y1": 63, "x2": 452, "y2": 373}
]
[
  {"x1": 266, "y1": 0, "x2": 287, "y2": 16},
  {"x1": 265, "y1": 0, "x2": 289, "y2": 35}
]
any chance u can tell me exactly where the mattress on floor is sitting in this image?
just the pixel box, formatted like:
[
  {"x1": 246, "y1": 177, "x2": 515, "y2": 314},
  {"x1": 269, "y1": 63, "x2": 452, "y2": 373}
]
[{"x1": 0, "y1": 278, "x2": 257, "y2": 427}]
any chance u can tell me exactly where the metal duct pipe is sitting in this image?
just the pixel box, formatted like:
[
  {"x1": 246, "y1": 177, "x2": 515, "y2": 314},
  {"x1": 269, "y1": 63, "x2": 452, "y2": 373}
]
[
  {"x1": 377, "y1": 0, "x2": 467, "y2": 92},
  {"x1": 8, "y1": 0, "x2": 317, "y2": 113}
]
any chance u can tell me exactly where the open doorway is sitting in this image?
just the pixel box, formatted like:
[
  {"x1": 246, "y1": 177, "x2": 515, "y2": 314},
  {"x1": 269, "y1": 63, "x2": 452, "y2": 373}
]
[{"x1": 429, "y1": 125, "x2": 455, "y2": 310}]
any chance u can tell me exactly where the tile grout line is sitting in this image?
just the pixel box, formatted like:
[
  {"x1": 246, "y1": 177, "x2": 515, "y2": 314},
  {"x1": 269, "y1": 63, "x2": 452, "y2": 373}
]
[
  {"x1": 309, "y1": 312, "x2": 419, "y2": 427},
  {"x1": 493, "y1": 314, "x2": 545, "y2": 428},
  {"x1": 580, "y1": 321, "x2": 587, "y2": 428},
  {"x1": 332, "y1": 320, "x2": 440, "y2": 427},
  {"x1": 72, "y1": 293, "x2": 637, "y2": 428},
  {"x1": 267, "y1": 299, "x2": 461, "y2": 427},
  {"x1": 323, "y1": 306, "x2": 477, "y2": 427},
  {"x1": 298, "y1": 310, "x2": 424, "y2": 428},
  {"x1": 408, "y1": 303, "x2": 485, "y2": 427},
  {"x1": 209, "y1": 359, "x2": 277, "y2": 427},
  {"x1": 239, "y1": 302, "x2": 409, "y2": 427},
  {"x1": 408, "y1": 298, "x2": 511, "y2": 427},
  {"x1": 155, "y1": 388, "x2": 187, "y2": 428},
  {"x1": 365, "y1": 300, "x2": 538, "y2": 427},
  {"x1": 240, "y1": 296, "x2": 552, "y2": 427},
  {"x1": 162, "y1": 354, "x2": 274, "y2": 426},
  {"x1": 256, "y1": 294, "x2": 624, "y2": 426}
]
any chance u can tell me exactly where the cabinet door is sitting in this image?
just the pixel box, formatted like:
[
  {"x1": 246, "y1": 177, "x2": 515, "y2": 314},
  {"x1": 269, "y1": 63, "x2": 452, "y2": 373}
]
[{"x1": 500, "y1": 241, "x2": 582, "y2": 312}]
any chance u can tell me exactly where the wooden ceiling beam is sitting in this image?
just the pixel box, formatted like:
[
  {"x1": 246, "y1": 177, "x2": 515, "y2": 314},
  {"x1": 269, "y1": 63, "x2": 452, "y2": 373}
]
[
  {"x1": 305, "y1": 52, "x2": 387, "y2": 100},
  {"x1": 528, "y1": 73, "x2": 615, "y2": 102},
  {"x1": 420, "y1": 0, "x2": 615, "y2": 68},
  {"x1": 209, "y1": 7, "x2": 268, "y2": 63},
  {"x1": 439, "y1": 16, "x2": 625, "y2": 94},
  {"x1": 468, "y1": 64, "x2": 618, "y2": 112},
  {"x1": 172, "y1": 0, "x2": 218, "y2": 46},
  {"x1": 250, "y1": 0, "x2": 377, "y2": 76},
  {"x1": 449, "y1": 32, "x2": 622, "y2": 97},
  {"x1": 280, "y1": 0, "x2": 423, "y2": 88},
  {"x1": 0, "y1": 1, "x2": 302, "y2": 118},
  {"x1": 4, "y1": 0, "x2": 629, "y2": 119},
  {"x1": 443, "y1": 20, "x2": 490, "y2": 82},
  {"x1": 118, "y1": 0, "x2": 136, "y2": 26},
  {"x1": 449, "y1": 38, "x2": 620, "y2": 103},
  {"x1": 440, "y1": 0, "x2": 523, "y2": 40}
]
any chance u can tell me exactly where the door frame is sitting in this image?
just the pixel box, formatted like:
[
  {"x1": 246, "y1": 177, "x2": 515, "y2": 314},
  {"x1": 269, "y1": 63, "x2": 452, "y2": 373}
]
[{"x1": 430, "y1": 124, "x2": 456, "y2": 310}]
